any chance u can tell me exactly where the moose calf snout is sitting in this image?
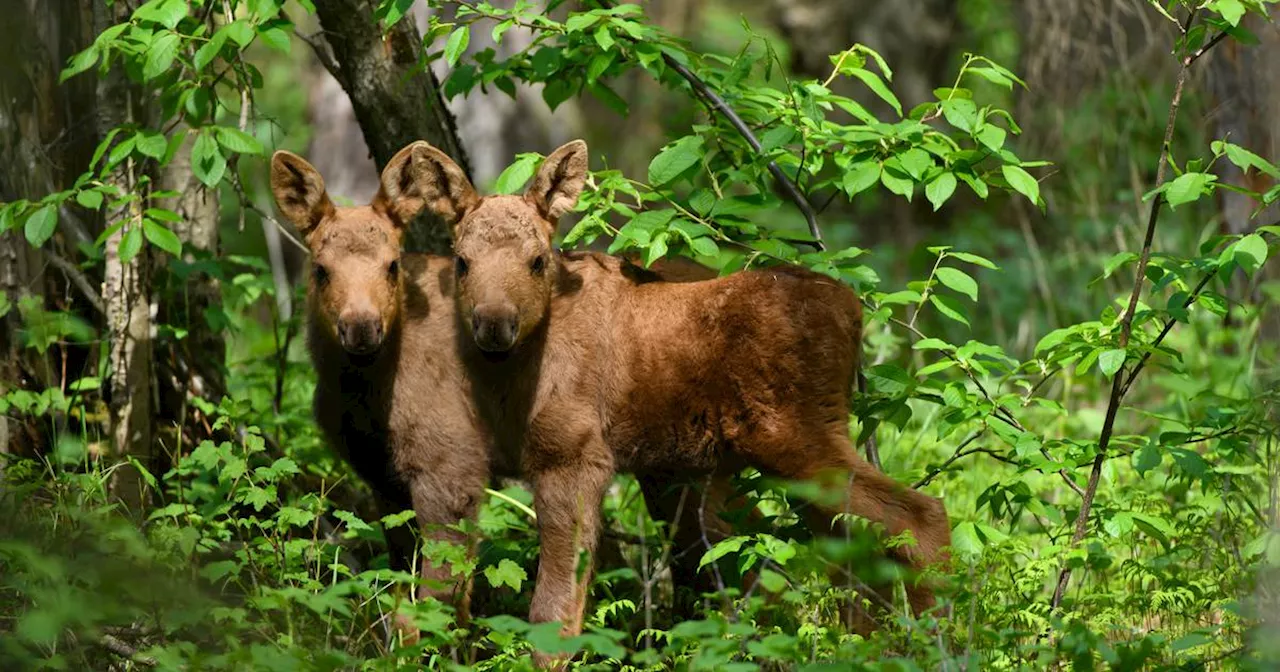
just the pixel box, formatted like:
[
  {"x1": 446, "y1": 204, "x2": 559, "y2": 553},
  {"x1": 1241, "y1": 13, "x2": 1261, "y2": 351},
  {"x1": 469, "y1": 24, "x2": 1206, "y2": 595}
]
[
  {"x1": 471, "y1": 304, "x2": 519, "y2": 353},
  {"x1": 336, "y1": 313, "x2": 384, "y2": 355}
]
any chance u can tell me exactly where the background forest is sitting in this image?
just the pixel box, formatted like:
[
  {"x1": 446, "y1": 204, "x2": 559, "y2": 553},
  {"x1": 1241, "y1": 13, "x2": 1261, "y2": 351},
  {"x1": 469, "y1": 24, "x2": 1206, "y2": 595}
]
[{"x1": 2, "y1": 0, "x2": 1279, "y2": 669}]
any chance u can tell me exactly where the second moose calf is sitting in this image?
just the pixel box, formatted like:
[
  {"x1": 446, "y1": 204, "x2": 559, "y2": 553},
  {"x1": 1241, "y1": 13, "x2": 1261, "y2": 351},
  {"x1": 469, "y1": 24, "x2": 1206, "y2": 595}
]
[{"x1": 404, "y1": 139, "x2": 953, "y2": 655}]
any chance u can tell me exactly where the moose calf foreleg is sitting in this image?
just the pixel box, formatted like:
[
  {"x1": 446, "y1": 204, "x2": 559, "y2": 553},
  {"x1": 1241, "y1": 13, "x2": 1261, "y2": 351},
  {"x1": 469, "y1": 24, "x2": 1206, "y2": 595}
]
[{"x1": 528, "y1": 461, "x2": 611, "y2": 668}]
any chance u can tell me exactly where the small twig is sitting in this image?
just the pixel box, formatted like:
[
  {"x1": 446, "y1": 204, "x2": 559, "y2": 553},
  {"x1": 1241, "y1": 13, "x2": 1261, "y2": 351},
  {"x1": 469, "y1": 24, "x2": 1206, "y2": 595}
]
[
  {"x1": 1119, "y1": 270, "x2": 1215, "y2": 398},
  {"x1": 1049, "y1": 7, "x2": 1223, "y2": 613},
  {"x1": 97, "y1": 633, "x2": 157, "y2": 667},
  {"x1": 296, "y1": 29, "x2": 342, "y2": 80},
  {"x1": 914, "y1": 430, "x2": 986, "y2": 489},
  {"x1": 244, "y1": 202, "x2": 310, "y2": 254},
  {"x1": 44, "y1": 252, "x2": 106, "y2": 316}
]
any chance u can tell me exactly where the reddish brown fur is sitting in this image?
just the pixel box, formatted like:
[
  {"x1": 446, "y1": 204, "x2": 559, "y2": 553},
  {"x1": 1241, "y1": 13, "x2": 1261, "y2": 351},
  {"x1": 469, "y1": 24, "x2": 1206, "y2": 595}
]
[
  {"x1": 271, "y1": 145, "x2": 491, "y2": 638},
  {"x1": 270, "y1": 145, "x2": 741, "y2": 644},
  {"x1": 408, "y1": 140, "x2": 953, "y2": 659}
]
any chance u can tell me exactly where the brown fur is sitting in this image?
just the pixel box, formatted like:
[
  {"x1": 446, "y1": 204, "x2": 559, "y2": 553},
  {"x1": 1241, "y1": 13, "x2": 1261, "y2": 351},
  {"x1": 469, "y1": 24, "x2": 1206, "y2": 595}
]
[
  {"x1": 272, "y1": 146, "x2": 491, "y2": 639},
  {"x1": 409, "y1": 140, "x2": 953, "y2": 659},
  {"x1": 270, "y1": 145, "x2": 742, "y2": 645}
]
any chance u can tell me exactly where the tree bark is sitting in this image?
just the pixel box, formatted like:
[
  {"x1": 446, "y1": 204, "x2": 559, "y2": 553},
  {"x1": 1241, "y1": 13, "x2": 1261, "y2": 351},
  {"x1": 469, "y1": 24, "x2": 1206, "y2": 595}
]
[
  {"x1": 310, "y1": 0, "x2": 470, "y2": 255},
  {"x1": 95, "y1": 0, "x2": 155, "y2": 512}
]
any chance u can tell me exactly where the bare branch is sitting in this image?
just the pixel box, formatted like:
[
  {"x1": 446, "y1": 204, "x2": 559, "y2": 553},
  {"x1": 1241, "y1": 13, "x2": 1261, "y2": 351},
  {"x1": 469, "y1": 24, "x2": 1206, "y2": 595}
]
[{"x1": 44, "y1": 252, "x2": 105, "y2": 317}]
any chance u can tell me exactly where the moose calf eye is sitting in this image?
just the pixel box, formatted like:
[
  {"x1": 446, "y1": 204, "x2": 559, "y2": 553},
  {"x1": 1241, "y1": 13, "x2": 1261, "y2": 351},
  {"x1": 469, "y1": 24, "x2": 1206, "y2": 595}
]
[
  {"x1": 387, "y1": 259, "x2": 399, "y2": 279},
  {"x1": 455, "y1": 256, "x2": 469, "y2": 277},
  {"x1": 313, "y1": 264, "x2": 329, "y2": 285},
  {"x1": 530, "y1": 255, "x2": 546, "y2": 275}
]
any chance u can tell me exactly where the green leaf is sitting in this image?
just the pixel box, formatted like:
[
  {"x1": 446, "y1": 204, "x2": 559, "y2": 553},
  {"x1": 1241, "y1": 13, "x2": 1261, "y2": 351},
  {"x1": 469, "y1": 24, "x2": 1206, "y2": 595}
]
[
  {"x1": 143, "y1": 32, "x2": 180, "y2": 81},
  {"x1": 847, "y1": 68, "x2": 901, "y2": 116},
  {"x1": 24, "y1": 204, "x2": 58, "y2": 247},
  {"x1": 1164, "y1": 172, "x2": 1215, "y2": 209},
  {"x1": 1210, "y1": 0, "x2": 1246, "y2": 26},
  {"x1": 493, "y1": 154, "x2": 539, "y2": 194},
  {"x1": 119, "y1": 226, "x2": 143, "y2": 264},
  {"x1": 75, "y1": 190, "x2": 104, "y2": 210},
  {"x1": 843, "y1": 161, "x2": 881, "y2": 197},
  {"x1": 967, "y1": 66, "x2": 1013, "y2": 89},
  {"x1": 976, "y1": 124, "x2": 1006, "y2": 152},
  {"x1": 445, "y1": 26, "x2": 470, "y2": 68},
  {"x1": 214, "y1": 127, "x2": 264, "y2": 155},
  {"x1": 380, "y1": 0, "x2": 415, "y2": 27},
  {"x1": 60, "y1": 46, "x2": 100, "y2": 83},
  {"x1": 257, "y1": 25, "x2": 291, "y2": 54},
  {"x1": 1233, "y1": 233, "x2": 1268, "y2": 274},
  {"x1": 948, "y1": 251, "x2": 998, "y2": 270},
  {"x1": 191, "y1": 132, "x2": 226, "y2": 187},
  {"x1": 483, "y1": 558, "x2": 528, "y2": 592},
  {"x1": 1097, "y1": 348, "x2": 1125, "y2": 378},
  {"x1": 143, "y1": 219, "x2": 183, "y2": 256},
  {"x1": 700, "y1": 536, "x2": 746, "y2": 569},
  {"x1": 1001, "y1": 164, "x2": 1040, "y2": 205},
  {"x1": 881, "y1": 169, "x2": 913, "y2": 201},
  {"x1": 648, "y1": 135, "x2": 703, "y2": 186},
  {"x1": 1134, "y1": 441, "x2": 1162, "y2": 475},
  {"x1": 925, "y1": 172, "x2": 957, "y2": 211},
  {"x1": 934, "y1": 266, "x2": 977, "y2": 301},
  {"x1": 897, "y1": 148, "x2": 932, "y2": 181},
  {"x1": 1215, "y1": 141, "x2": 1280, "y2": 179},
  {"x1": 941, "y1": 98, "x2": 978, "y2": 132},
  {"x1": 136, "y1": 131, "x2": 168, "y2": 159},
  {"x1": 689, "y1": 236, "x2": 719, "y2": 257},
  {"x1": 134, "y1": 0, "x2": 188, "y2": 29},
  {"x1": 952, "y1": 521, "x2": 983, "y2": 557},
  {"x1": 225, "y1": 20, "x2": 254, "y2": 48},
  {"x1": 929, "y1": 294, "x2": 969, "y2": 327}
]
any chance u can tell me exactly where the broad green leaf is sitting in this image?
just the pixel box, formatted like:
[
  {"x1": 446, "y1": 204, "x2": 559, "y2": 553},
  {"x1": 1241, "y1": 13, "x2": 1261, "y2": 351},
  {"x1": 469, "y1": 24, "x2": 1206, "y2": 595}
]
[
  {"x1": 1001, "y1": 164, "x2": 1040, "y2": 205},
  {"x1": 929, "y1": 294, "x2": 969, "y2": 327},
  {"x1": 967, "y1": 66, "x2": 1013, "y2": 89},
  {"x1": 925, "y1": 172, "x2": 957, "y2": 211},
  {"x1": 380, "y1": 0, "x2": 415, "y2": 27},
  {"x1": 952, "y1": 521, "x2": 983, "y2": 557},
  {"x1": 214, "y1": 127, "x2": 264, "y2": 155},
  {"x1": 1164, "y1": 172, "x2": 1215, "y2": 209},
  {"x1": 143, "y1": 32, "x2": 180, "y2": 81},
  {"x1": 897, "y1": 148, "x2": 932, "y2": 181},
  {"x1": 119, "y1": 226, "x2": 143, "y2": 264},
  {"x1": 225, "y1": 20, "x2": 255, "y2": 48},
  {"x1": 1210, "y1": 0, "x2": 1246, "y2": 26},
  {"x1": 24, "y1": 204, "x2": 58, "y2": 247},
  {"x1": 75, "y1": 190, "x2": 104, "y2": 210},
  {"x1": 136, "y1": 131, "x2": 168, "y2": 159},
  {"x1": 976, "y1": 124, "x2": 1006, "y2": 152},
  {"x1": 60, "y1": 46, "x2": 100, "y2": 83},
  {"x1": 935, "y1": 266, "x2": 977, "y2": 301},
  {"x1": 493, "y1": 154, "x2": 539, "y2": 194},
  {"x1": 1233, "y1": 233, "x2": 1268, "y2": 274},
  {"x1": 192, "y1": 132, "x2": 226, "y2": 187},
  {"x1": 445, "y1": 27, "x2": 470, "y2": 67},
  {"x1": 881, "y1": 169, "x2": 913, "y2": 201},
  {"x1": 483, "y1": 559, "x2": 528, "y2": 592},
  {"x1": 647, "y1": 135, "x2": 703, "y2": 186},
  {"x1": 941, "y1": 98, "x2": 978, "y2": 132},
  {"x1": 1098, "y1": 348, "x2": 1125, "y2": 377},
  {"x1": 143, "y1": 219, "x2": 182, "y2": 256},
  {"x1": 689, "y1": 236, "x2": 719, "y2": 257},
  {"x1": 257, "y1": 25, "x2": 291, "y2": 54},
  {"x1": 1134, "y1": 441, "x2": 1162, "y2": 475},
  {"x1": 843, "y1": 161, "x2": 881, "y2": 197},
  {"x1": 134, "y1": 0, "x2": 188, "y2": 29}
]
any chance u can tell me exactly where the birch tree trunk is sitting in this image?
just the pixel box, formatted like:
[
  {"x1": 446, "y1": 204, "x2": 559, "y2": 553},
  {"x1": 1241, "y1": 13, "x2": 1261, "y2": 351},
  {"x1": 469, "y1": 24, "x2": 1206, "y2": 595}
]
[{"x1": 95, "y1": 0, "x2": 155, "y2": 512}]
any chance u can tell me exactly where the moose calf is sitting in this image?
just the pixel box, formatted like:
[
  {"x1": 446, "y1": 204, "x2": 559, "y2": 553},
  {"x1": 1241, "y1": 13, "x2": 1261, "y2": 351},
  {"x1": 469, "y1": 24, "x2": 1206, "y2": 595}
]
[
  {"x1": 271, "y1": 145, "x2": 491, "y2": 635},
  {"x1": 272, "y1": 144, "x2": 742, "y2": 642},
  {"x1": 404, "y1": 140, "x2": 953, "y2": 654}
]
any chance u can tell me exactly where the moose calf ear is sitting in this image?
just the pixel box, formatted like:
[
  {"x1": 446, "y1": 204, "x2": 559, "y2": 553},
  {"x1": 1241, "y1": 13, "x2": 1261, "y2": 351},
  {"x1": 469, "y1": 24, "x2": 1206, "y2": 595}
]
[
  {"x1": 382, "y1": 141, "x2": 479, "y2": 233},
  {"x1": 270, "y1": 150, "x2": 334, "y2": 237},
  {"x1": 525, "y1": 140, "x2": 588, "y2": 222}
]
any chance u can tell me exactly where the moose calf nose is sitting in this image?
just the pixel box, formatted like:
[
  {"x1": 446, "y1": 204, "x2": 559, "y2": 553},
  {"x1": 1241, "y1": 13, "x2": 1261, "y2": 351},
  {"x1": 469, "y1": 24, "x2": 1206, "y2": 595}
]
[
  {"x1": 336, "y1": 313, "x2": 384, "y2": 355},
  {"x1": 471, "y1": 305, "x2": 519, "y2": 353}
]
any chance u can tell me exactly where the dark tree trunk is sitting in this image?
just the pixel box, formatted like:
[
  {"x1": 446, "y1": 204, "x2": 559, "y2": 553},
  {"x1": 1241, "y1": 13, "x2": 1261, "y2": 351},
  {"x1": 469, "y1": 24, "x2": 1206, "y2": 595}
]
[{"x1": 311, "y1": 0, "x2": 470, "y2": 256}]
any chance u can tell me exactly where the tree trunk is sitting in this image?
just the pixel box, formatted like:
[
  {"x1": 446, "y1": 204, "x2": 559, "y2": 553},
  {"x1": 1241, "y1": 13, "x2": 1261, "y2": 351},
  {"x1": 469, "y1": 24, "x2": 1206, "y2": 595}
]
[
  {"x1": 310, "y1": 0, "x2": 470, "y2": 256},
  {"x1": 95, "y1": 0, "x2": 155, "y2": 512},
  {"x1": 155, "y1": 130, "x2": 226, "y2": 433}
]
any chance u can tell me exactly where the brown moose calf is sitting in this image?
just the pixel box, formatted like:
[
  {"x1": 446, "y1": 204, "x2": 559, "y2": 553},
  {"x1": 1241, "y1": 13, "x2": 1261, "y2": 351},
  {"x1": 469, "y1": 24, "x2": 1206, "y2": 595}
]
[
  {"x1": 270, "y1": 145, "x2": 491, "y2": 633},
  {"x1": 405, "y1": 140, "x2": 954, "y2": 647}
]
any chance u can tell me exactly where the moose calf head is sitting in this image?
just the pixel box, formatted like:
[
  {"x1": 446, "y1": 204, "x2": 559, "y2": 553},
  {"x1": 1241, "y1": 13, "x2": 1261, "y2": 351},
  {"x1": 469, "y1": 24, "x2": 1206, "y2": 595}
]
[
  {"x1": 404, "y1": 140, "x2": 589, "y2": 354},
  {"x1": 270, "y1": 143, "x2": 434, "y2": 356}
]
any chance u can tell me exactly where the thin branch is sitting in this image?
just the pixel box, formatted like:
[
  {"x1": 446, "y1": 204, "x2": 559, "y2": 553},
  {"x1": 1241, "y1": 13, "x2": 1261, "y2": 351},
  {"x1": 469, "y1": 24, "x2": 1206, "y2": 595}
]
[
  {"x1": 44, "y1": 252, "x2": 106, "y2": 316},
  {"x1": 97, "y1": 633, "x2": 157, "y2": 667},
  {"x1": 1119, "y1": 270, "x2": 1215, "y2": 397},
  {"x1": 296, "y1": 29, "x2": 342, "y2": 80},
  {"x1": 914, "y1": 430, "x2": 986, "y2": 489},
  {"x1": 1049, "y1": 8, "x2": 1224, "y2": 612}
]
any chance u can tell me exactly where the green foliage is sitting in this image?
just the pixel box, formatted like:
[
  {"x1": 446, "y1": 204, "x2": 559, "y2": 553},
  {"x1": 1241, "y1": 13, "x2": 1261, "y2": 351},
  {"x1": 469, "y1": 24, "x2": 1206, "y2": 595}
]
[{"x1": 3, "y1": 0, "x2": 1280, "y2": 670}]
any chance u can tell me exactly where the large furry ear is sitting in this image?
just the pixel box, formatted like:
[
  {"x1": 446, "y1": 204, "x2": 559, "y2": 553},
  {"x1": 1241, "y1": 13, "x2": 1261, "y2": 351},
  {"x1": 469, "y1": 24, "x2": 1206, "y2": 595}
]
[
  {"x1": 524, "y1": 140, "x2": 588, "y2": 221},
  {"x1": 389, "y1": 141, "x2": 479, "y2": 233},
  {"x1": 270, "y1": 150, "x2": 335, "y2": 237}
]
